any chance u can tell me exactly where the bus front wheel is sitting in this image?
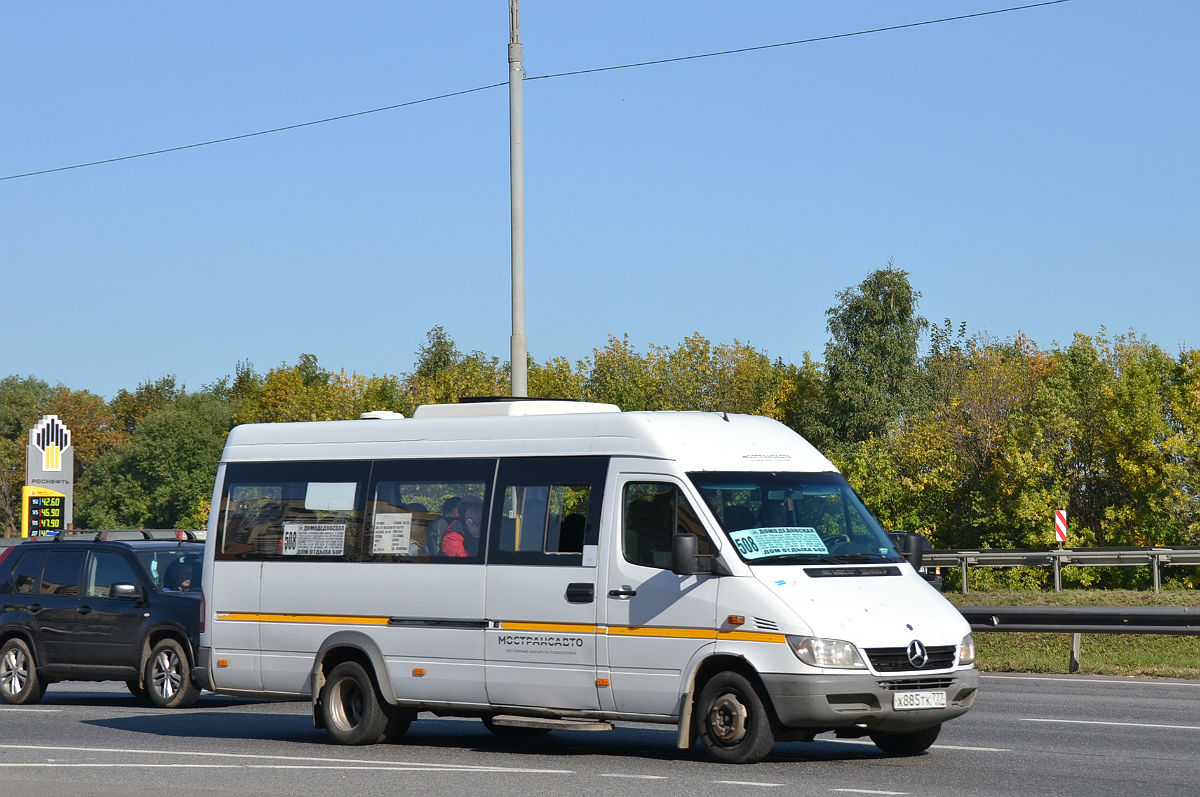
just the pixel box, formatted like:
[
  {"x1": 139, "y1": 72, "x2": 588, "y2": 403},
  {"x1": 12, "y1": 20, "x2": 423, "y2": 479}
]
[
  {"x1": 320, "y1": 661, "x2": 389, "y2": 745},
  {"x1": 694, "y1": 671, "x2": 775, "y2": 764}
]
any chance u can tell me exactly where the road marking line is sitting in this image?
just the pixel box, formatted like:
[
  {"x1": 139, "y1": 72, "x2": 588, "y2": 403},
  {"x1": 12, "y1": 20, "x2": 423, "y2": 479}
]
[
  {"x1": 984, "y1": 674, "x2": 1200, "y2": 688},
  {"x1": 1023, "y1": 718, "x2": 1200, "y2": 732},
  {"x1": 0, "y1": 744, "x2": 571, "y2": 773},
  {"x1": 0, "y1": 708, "x2": 61, "y2": 713},
  {"x1": 0, "y1": 763, "x2": 566, "y2": 772},
  {"x1": 600, "y1": 774, "x2": 668, "y2": 779},
  {"x1": 830, "y1": 790, "x2": 907, "y2": 795},
  {"x1": 713, "y1": 780, "x2": 781, "y2": 787}
]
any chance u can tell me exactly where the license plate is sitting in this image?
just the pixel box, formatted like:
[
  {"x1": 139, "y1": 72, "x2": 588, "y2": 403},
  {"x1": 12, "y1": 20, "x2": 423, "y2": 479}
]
[{"x1": 893, "y1": 690, "x2": 947, "y2": 711}]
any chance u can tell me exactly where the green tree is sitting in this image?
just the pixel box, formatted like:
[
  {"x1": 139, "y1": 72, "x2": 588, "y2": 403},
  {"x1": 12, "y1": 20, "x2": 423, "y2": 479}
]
[
  {"x1": 43, "y1": 386, "x2": 129, "y2": 489},
  {"x1": 759, "y1": 355, "x2": 832, "y2": 452},
  {"x1": 529, "y1": 356, "x2": 586, "y2": 401},
  {"x1": 76, "y1": 393, "x2": 234, "y2": 530},
  {"x1": 582, "y1": 335, "x2": 652, "y2": 410},
  {"x1": 824, "y1": 262, "x2": 926, "y2": 446},
  {"x1": 0, "y1": 376, "x2": 54, "y2": 536},
  {"x1": 111, "y1": 376, "x2": 184, "y2": 434}
]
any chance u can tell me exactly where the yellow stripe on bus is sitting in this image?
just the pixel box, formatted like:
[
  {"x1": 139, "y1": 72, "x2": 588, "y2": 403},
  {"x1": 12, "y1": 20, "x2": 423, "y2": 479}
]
[
  {"x1": 499, "y1": 621, "x2": 599, "y2": 634},
  {"x1": 717, "y1": 630, "x2": 788, "y2": 644},
  {"x1": 213, "y1": 614, "x2": 787, "y2": 645},
  {"x1": 607, "y1": 626, "x2": 715, "y2": 640},
  {"x1": 216, "y1": 612, "x2": 390, "y2": 625}
]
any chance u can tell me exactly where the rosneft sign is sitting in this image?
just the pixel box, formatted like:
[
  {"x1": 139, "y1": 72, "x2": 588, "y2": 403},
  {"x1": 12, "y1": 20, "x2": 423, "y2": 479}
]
[{"x1": 25, "y1": 414, "x2": 74, "y2": 535}]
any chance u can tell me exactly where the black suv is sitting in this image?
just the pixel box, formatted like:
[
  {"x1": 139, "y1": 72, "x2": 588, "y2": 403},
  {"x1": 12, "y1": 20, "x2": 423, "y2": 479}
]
[{"x1": 0, "y1": 531, "x2": 204, "y2": 708}]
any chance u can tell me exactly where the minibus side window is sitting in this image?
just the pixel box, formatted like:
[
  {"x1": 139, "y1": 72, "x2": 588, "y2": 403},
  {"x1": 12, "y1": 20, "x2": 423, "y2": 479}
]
[
  {"x1": 367, "y1": 479, "x2": 488, "y2": 561},
  {"x1": 497, "y1": 483, "x2": 591, "y2": 555},
  {"x1": 215, "y1": 461, "x2": 370, "y2": 561},
  {"x1": 363, "y1": 458, "x2": 497, "y2": 563},
  {"x1": 488, "y1": 456, "x2": 608, "y2": 566},
  {"x1": 622, "y1": 483, "x2": 712, "y2": 571}
]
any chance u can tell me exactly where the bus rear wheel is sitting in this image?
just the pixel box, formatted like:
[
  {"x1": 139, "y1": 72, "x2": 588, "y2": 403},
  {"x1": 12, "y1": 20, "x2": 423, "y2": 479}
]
[{"x1": 320, "y1": 661, "x2": 389, "y2": 745}]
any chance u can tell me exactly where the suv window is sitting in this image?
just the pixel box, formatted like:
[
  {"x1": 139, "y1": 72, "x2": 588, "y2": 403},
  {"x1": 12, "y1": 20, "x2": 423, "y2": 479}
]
[
  {"x1": 86, "y1": 552, "x2": 142, "y2": 598},
  {"x1": 9, "y1": 549, "x2": 47, "y2": 594},
  {"x1": 39, "y1": 550, "x2": 85, "y2": 596}
]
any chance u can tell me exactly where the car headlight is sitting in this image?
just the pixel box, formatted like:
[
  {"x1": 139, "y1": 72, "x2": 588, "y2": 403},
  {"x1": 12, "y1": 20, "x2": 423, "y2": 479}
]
[
  {"x1": 959, "y1": 633, "x2": 976, "y2": 666},
  {"x1": 786, "y1": 635, "x2": 866, "y2": 669}
]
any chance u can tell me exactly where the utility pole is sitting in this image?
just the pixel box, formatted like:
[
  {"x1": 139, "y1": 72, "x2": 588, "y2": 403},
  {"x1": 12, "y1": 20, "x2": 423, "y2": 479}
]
[{"x1": 508, "y1": 0, "x2": 528, "y2": 396}]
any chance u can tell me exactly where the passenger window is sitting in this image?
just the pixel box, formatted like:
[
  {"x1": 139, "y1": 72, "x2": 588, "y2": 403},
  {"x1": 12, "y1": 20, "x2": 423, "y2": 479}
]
[
  {"x1": 365, "y1": 458, "x2": 496, "y2": 563},
  {"x1": 498, "y1": 483, "x2": 591, "y2": 555},
  {"x1": 489, "y1": 456, "x2": 607, "y2": 566},
  {"x1": 87, "y1": 553, "x2": 141, "y2": 598},
  {"x1": 38, "y1": 551, "x2": 85, "y2": 596},
  {"x1": 216, "y1": 461, "x2": 370, "y2": 561},
  {"x1": 623, "y1": 483, "x2": 712, "y2": 570},
  {"x1": 369, "y1": 480, "x2": 488, "y2": 561}
]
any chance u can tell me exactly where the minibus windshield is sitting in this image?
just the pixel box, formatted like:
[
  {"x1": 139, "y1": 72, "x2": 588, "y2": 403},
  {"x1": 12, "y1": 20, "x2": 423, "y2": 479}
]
[{"x1": 688, "y1": 471, "x2": 900, "y2": 565}]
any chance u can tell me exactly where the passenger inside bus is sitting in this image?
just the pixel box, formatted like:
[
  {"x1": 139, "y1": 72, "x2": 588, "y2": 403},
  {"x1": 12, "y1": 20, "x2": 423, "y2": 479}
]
[{"x1": 441, "y1": 499, "x2": 481, "y2": 558}]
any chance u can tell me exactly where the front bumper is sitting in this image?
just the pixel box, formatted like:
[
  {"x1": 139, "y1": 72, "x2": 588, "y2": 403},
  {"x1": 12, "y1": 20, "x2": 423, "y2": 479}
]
[{"x1": 761, "y1": 668, "x2": 980, "y2": 733}]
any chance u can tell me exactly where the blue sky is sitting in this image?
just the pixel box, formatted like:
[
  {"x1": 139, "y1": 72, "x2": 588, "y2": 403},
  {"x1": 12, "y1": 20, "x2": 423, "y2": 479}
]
[{"x1": 4, "y1": 1, "x2": 1197, "y2": 399}]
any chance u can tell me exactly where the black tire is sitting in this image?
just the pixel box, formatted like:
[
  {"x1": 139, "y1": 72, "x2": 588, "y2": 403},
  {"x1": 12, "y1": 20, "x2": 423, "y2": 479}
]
[
  {"x1": 320, "y1": 661, "x2": 389, "y2": 745},
  {"x1": 869, "y1": 724, "x2": 941, "y2": 755},
  {"x1": 145, "y1": 639, "x2": 200, "y2": 709},
  {"x1": 694, "y1": 672, "x2": 775, "y2": 764},
  {"x1": 126, "y1": 678, "x2": 148, "y2": 701},
  {"x1": 385, "y1": 707, "x2": 416, "y2": 743},
  {"x1": 482, "y1": 716, "x2": 551, "y2": 738},
  {"x1": 0, "y1": 638, "x2": 44, "y2": 705}
]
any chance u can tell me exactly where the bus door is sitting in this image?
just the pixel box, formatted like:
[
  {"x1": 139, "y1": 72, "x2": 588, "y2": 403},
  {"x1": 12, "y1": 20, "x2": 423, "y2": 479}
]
[
  {"x1": 601, "y1": 470, "x2": 720, "y2": 718},
  {"x1": 484, "y1": 457, "x2": 607, "y2": 711}
]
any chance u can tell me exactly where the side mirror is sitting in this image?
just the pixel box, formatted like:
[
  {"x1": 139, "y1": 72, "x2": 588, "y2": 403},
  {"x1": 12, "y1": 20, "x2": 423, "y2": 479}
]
[
  {"x1": 111, "y1": 582, "x2": 143, "y2": 600},
  {"x1": 671, "y1": 533, "x2": 698, "y2": 576},
  {"x1": 895, "y1": 533, "x2": 925, "y2": 571}
]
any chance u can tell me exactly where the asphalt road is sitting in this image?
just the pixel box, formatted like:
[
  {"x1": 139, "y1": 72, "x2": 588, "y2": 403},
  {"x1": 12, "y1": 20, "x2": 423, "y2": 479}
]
[{"x1": 1, "y1": 673, "x2": 1198, "y2": 797}]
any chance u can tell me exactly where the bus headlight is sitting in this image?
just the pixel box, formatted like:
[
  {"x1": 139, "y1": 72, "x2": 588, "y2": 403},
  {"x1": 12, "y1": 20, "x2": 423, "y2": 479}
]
[
  {"x1": 959, "y1": 633, "x2": 976, "y2": 666},
  {"x1": 786, "y1": 635, "x2": 866, "y2": 669}
]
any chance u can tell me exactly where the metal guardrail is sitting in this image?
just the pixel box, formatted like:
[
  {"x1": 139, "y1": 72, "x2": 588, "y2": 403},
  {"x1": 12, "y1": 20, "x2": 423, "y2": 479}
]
[
  {"x1": 957, "y1": 604, "x2": 1200, "y2": 672},
  {"x1": 958, "y1": 605, "x2": 1200, "y2": 635},
  {"x1": 925, "y1": 547, "x2": 1200, "y2": 593}
]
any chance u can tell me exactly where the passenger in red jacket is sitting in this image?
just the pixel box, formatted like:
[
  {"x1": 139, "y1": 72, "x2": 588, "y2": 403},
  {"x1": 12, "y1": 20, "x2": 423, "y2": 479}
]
[{"x1": 441, "y1": 499, "x2": 482, "y2": 558}]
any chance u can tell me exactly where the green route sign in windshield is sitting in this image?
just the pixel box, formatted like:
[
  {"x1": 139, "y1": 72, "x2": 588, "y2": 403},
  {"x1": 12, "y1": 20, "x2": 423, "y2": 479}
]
[{"x1": 728, "y1": 526, "x2": 828, "y2": 560}]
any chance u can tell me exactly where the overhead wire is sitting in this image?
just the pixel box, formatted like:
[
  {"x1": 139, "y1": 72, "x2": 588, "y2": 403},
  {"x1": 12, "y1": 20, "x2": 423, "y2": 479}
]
[{"x1": 1, "y1": 0, "x2": 1074, "y2": 182}]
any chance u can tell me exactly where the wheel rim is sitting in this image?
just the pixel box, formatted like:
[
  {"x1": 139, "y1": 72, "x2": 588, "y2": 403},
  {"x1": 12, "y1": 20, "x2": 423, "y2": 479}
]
[
  {"x1": 152, "y1": 649, "x2": 181, "y2": 700},
  {"x1": 708, "y1": 690, "x2": 749, "y2": 746},
  {"x1": 2, "y1": 647, "x2": 29, "y2": 695},
  {"x1": 330, "y1": 678, "x2": 364, "y2": 731}
]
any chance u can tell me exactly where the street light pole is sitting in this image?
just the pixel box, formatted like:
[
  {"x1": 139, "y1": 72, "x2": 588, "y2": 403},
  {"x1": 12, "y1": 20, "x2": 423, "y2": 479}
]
[{"x1": 508, "y1": 0, "x2": 528, "y2": 397}]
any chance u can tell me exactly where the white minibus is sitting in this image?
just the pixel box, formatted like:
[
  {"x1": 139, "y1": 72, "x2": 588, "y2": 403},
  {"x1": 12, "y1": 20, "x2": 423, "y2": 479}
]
[{"x1": 197, "y1": 399, "x2": 978, "y2": 764}]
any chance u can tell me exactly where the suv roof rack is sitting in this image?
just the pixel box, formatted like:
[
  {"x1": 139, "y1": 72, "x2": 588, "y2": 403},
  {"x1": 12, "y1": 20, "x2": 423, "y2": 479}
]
[{"x1": 93, "y1": 529, "x2": 198, "y2": 542}]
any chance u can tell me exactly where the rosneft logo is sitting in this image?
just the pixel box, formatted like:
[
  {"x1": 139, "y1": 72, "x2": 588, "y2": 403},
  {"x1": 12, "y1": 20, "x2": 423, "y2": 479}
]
[{"x1": 30, "y1": 415, "x2": 71, "y2": 472}]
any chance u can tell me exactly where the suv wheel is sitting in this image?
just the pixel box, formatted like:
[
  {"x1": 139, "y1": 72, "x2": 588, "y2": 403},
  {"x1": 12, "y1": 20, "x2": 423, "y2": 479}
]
[
  {"x1": 1, "y1": 638, "x2": 45, "y2": 705},
  {"x1": 145, "y1": 639, "x2": 200, "y2": 709}
]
